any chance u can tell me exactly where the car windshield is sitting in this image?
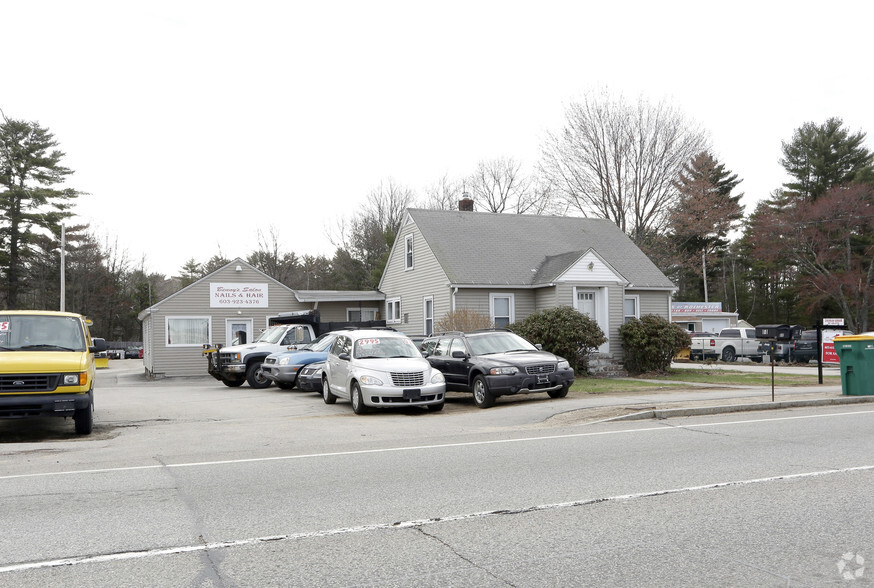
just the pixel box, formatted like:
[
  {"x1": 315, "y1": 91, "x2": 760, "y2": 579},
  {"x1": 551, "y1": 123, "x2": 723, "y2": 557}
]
[
  {"x1": 302, "y1": 334, "x2": 336, "y2": 352},
  {"x1": 353, "y1": 337, "x2": 421, "y2": 359},
  {"x1": 467, "y1": 332, "x2": 538, "y2": 355},
  {"x1": 254, "y1": 326, "x2": 287, "y2": 344},
  {"x1": 0, "y1": 315, "x2": 86, "y2": 352}
]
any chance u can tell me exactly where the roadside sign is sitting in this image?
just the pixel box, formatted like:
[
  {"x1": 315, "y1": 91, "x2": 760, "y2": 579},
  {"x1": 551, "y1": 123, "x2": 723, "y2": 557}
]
[{"x1": 823, "y1": 318, "x2": 845, "y2": 327}]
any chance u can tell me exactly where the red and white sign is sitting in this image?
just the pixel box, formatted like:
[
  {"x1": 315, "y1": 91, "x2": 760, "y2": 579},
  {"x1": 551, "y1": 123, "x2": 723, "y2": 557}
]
[
  {"x1": 0, "y1": 322, "x2": 9, "y2": 331},
  {"x1": 822, "y1": 342, "x2": 839, "y2": 364},
  {"x1": 823, "y1": 318, "x2": 845, "y2": 327},
  {"x1": 821, "y1": 330, "x2": 845, "y2": 364}
]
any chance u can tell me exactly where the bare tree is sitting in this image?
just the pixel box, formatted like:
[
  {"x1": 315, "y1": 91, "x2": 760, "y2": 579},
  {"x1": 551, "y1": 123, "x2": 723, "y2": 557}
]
[
  {"x1": 420, "y1": 173, "x2": 463, "y2": 211},
  {"x1": 467, "y1": 157, "x2": 529, "y2": 213},
  {"x1": 539, "y1": 90, "x2": 708, "y2": 241}
]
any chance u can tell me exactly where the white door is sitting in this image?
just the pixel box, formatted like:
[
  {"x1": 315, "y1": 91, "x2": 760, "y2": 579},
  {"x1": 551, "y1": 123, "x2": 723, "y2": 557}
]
[
  {"x1": 226, "y1": 319, "x2": 253, "y2": 346},
  {"x1": 576, "y1": 290, "x2": 596, "y2": 318}
]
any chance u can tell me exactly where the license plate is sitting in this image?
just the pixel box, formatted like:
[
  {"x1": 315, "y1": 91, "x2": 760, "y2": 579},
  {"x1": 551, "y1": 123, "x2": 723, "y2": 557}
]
[
  {"x1": 537, "y1": 376, "x2": 550, "y2": 384},
  {"x1": 403, "y1": 389, "x2": 422, "y2": 400}
]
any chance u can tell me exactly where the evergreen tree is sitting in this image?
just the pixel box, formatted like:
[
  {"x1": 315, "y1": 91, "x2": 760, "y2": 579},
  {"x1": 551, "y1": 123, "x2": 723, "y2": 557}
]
[
  {"x1": 0, "y1": 113, "x2": 81, "y2": 308},
  {"x1": 780, "y1": 117, "x2": 874, "y2": 201},
  {"x1": 667, "y1": 152, "x2": 744, "y2": 302}
]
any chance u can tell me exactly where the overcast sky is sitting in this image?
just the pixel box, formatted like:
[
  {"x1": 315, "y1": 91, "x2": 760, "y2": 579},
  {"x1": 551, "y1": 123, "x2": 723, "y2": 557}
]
[{"x1": 5, "y1": 1, "x2": 872, "y2": 277}]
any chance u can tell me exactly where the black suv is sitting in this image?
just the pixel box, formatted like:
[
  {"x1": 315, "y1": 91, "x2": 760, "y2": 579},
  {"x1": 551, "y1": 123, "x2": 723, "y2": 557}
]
[{"x1": 421, "y1": 330, "x2": 575, "y2": 408}]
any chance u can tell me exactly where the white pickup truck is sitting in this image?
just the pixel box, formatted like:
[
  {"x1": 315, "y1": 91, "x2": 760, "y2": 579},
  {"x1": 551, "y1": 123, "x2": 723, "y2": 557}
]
[{"x1": 690, "y1": 328, "x2": 763, "y2": 362}]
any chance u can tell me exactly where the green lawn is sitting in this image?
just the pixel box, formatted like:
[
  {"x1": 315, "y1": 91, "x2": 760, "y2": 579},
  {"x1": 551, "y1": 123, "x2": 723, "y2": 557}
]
[{"x1": 571, "y1": 369, "x2": 841, "y2": 394}]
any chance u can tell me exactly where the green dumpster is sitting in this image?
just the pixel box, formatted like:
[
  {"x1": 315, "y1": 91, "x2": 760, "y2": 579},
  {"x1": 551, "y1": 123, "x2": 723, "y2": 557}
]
[{"x1": 833, "y1": 333, "x2": 874, "y2": 395}]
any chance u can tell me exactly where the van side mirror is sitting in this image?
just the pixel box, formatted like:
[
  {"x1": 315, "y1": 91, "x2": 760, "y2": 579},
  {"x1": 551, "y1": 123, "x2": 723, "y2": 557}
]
[{"x1": 90, "y1": 338, "x2": 108, "y2": 353}]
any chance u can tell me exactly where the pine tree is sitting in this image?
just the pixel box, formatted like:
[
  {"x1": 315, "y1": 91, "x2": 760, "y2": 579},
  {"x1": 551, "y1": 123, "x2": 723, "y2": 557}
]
[
  {"x1": 780, "y1": 117, "x2": 874, "y2": 201},
  {"x1": 0, "y1": 113, "x2": 81, "y2": 308},
  {"x1": 668, "y1": 152, "x2": 744, "y2": 302}
]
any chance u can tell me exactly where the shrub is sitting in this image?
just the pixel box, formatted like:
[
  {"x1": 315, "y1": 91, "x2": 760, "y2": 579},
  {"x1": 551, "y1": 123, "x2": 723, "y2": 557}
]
[
  {"x1": 435, "y1": 309, "x2": 493, "y2": 332},
  {"x1": 619, "y1": 314, "x2": 691, "y2": 375},
  {"x1": 510, "y1": 306, "x2": 606, "y2": 374}
]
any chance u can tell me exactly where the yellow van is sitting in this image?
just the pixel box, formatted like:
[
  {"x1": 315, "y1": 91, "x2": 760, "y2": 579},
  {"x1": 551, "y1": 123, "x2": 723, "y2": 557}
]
[{"x1": 0, "y1": 310, "x2": 107, "y2": 435}]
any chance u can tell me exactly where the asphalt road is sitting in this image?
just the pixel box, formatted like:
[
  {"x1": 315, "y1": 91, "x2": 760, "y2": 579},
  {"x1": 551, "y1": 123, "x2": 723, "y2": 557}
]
[{"x1": 1, "y1": 361, "x2": 872, "y2": 586}]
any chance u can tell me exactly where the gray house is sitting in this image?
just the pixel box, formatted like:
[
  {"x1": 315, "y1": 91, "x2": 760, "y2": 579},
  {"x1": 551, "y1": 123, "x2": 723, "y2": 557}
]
[
  {"x1": 378, "y1": 208, "x2": 677, "y2": 360},
  {"x1": 137, "y1": 258, "x2": 383, "y2": 377}
]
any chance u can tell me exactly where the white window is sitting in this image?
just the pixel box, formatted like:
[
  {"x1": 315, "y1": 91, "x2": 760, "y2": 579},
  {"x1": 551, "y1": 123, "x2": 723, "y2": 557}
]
[
  {"x1": 166, "y1": 316, "x2": 211, "y2": 347},
  {"x1": 624, "y1": 296, "x2": 640, "y2": 323},
  {"x1": 347, "y1": 308, "x2": 378, "y2": 321},
  {"x1": 404, "y1": 234, "x2": 414, "y2": 270},
  {"x1": 489, "y1": 293, "x2": 515, "y2": 328},
  {"x1": 386, "y1": 297, "x2": 401, "y2": 324},
  {"x1": 423, "y1": 296, "x2": 434, "y2": 336}
]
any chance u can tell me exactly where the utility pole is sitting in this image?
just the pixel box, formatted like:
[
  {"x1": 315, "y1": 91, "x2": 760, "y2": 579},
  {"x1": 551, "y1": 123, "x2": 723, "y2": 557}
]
[{"x1": 60, "y1": 224, "x2": 66, "y2": 311}]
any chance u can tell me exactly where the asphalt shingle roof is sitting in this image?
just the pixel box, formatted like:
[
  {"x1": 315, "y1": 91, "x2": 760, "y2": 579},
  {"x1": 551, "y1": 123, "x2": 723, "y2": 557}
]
[{"x1": 407, "y1": 209, "x2": 675, "y2": 289}]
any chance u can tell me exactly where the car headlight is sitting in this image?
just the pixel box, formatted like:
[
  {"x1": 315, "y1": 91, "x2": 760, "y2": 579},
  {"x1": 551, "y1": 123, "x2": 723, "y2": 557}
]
[
  {"x1": 359, "y1": 375, "x2": 384, "y2": 386},
  {"x1": 557, "y1": 361, "x2": 570, "y2": 370},
  {"x1": 278, "y1": 357, "x2": 301, "y2": 367},
  {"x1": 489, "y1": 367, "x2": 518, "y2": 375},
  {"x1": 61, "y1": 373, "x2": 86, "y2": 386},
  {"x1": 430, "y1": 371, "x2": 445, "y2": 384}
]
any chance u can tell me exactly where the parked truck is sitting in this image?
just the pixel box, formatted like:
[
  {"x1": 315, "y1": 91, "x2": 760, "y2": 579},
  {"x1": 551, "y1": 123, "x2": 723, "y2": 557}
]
[
  {"x1": 203, "y1": 310, "x2": 386, "y2": 388},
  {"x1": 690, "y1": 328, "x2": 763, "y2": 362}
]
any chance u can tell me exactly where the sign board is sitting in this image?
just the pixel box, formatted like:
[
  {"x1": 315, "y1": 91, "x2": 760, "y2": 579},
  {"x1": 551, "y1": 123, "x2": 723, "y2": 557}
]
[
  {"x1": 820, "y1": 330, "x2": 846, "y2": 364},
  {"x1": 823, "y1": 318, "x2": 845, "y2": 327},
  {"x1": 209, "y1": 283, "x2": 269, "y2": 308},
  {"x1": 671, "y1": 302, "x2": 723, "y2": 314}
]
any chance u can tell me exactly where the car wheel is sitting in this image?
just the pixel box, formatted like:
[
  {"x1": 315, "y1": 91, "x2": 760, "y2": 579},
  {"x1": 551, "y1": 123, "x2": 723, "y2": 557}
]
[
  {"x1": 222, "y1": 378, "x2": 245, "y2": 387},
  {"x1": 427, "y1": 401, "x2": 445, "y2": 412},
  {"x1": 548, "y1": 383, "x2": 570, "y2": 399},
  {"x1": 721, "y1": 347, "x2": 737, "y2": 362},
  {"x1": 322, "y1": 377, "x2": 337, "y2": 404},
  {"x1": 74, "y1": 394, "x2": 93, "y2": 435},
  {"x1": 472, "y1": 375, "x2": 495, "y2": 408},
  {"x1": 351, "y1": 381, "x2": 368, "y2": 415},
  {"x1": 246, "y1": 361, "x2": 272, "y2": 389}
]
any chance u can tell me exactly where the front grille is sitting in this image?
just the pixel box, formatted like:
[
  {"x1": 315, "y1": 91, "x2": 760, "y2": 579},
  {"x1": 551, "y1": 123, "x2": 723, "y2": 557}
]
[
  {"x1": 376, "y1": 394, "x2": 440, "y2": 404},
  {"x1": 0, "y1": 374, "x2": 59, "y2": 393},
  {"x1": 218, "y1": 353, "x2": 236, "y2": 368},
  {"x1": 525, "y1": 364, "x2": 555, "y2": 375},
  {"x1": 390, "y1": 371, "x2": 425, "y2": 387}
]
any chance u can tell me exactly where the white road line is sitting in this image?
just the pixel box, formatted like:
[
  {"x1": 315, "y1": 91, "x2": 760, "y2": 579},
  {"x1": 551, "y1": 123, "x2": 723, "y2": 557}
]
[
  {"x1": 2, "y1": 408, "x2": 873, "y2": 482},
  {"x1": 3, "y1": 463, "x2": 873, "y2": 574}
]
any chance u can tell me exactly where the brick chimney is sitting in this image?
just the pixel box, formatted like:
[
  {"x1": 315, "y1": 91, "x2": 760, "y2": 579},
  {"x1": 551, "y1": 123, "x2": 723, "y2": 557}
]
[{"x1": 459, "y1": 193, "x2": 474, "y2": 211}]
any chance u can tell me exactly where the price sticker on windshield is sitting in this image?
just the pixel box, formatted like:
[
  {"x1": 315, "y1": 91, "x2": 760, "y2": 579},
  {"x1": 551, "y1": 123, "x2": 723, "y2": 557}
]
[
  {"x1": 359, "y1": 339, "x2": 380, "y2": 345},
  {"x1": 0, "y1": 322, "x2": 9, "y2": 332}
]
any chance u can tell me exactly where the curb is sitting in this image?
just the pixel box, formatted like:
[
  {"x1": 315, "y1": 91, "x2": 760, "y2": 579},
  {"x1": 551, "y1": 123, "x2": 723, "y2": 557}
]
[{"x1": 605, "y1": 395, "x2": 874, "y2": 422}]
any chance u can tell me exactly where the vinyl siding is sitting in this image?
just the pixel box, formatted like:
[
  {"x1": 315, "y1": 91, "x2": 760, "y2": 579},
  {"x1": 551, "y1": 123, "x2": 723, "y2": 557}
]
[
  {"x1": 534, "y1": 287, "x2": 557, "y2": 312},
  {"x1": 633, "y1": 290, "x2": 670, "y2": 317},
  {"x1": 380, "y1": 220, "x2": 452, "y2": 336}
]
